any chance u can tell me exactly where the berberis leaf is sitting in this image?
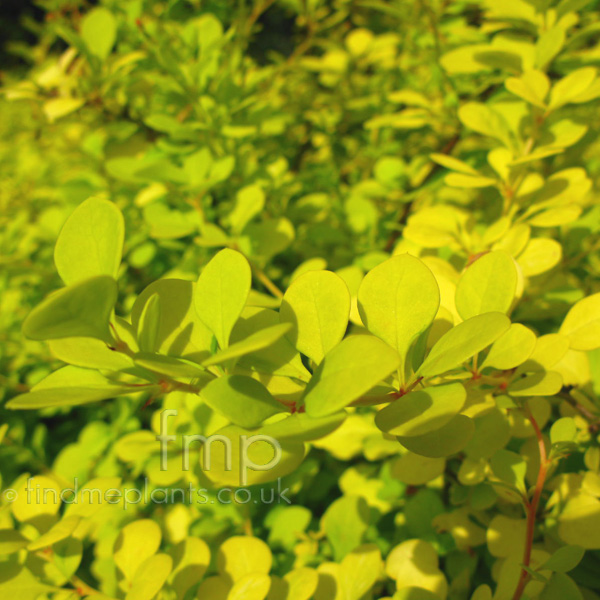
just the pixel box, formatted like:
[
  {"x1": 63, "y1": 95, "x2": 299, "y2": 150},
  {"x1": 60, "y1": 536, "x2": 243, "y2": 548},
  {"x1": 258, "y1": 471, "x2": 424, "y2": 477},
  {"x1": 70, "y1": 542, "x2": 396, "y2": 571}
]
[
  {"x1": 455, "y1": 251, "x2": 518, "y2": 320},
  {"x1": 357, "y1": 254, "x2": 439, "y2": 382},
  {"x1": 417, "y1": 312, "x2": 511, "y2": 377},
  {"x1": 303, "y1": 336, "x2": 401, "y2": 417},
  {"x1": 54, "y1": 198, "x2": 124, "y2": 285},
  {"x1": 200, "y1": 375, "x2": 284, "y2": 428},
  {"x1": 22, "y1": 275, "x2": 118, "y2": 343},
  {"x1": 194, "y1": 249, "x2": 251, "y2": 349},
  {"x1": 6, "y1": 366, "x2": 153, "y2": 409},
  {"x1": 375, "y1": 383, "x2": 466, "y2": 437},
  {"x1": 280, "y1": 270, "x2": 351, "y2": 364}
]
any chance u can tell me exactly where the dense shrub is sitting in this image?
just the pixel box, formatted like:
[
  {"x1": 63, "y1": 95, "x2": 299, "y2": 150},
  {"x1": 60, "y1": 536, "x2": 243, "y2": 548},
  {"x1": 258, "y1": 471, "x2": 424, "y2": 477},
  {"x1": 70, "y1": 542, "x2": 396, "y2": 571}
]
[{"x1": 1, "y1": 1, "x2": 600, "y2": 599}]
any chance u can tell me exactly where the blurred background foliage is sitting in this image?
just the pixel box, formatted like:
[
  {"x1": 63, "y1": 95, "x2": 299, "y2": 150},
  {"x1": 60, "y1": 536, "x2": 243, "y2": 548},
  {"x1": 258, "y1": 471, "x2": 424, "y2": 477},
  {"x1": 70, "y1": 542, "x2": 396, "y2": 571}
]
[{"x1": 2, "y1": 1, "x2": 600, "y2": 599}]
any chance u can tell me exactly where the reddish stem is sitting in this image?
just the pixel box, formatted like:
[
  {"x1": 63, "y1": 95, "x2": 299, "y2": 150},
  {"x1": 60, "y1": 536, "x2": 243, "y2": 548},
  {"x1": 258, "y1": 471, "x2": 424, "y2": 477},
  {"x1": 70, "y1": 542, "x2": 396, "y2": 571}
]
[{"x1": 511, "y1": 408, "x2": 549, "y2": 600}]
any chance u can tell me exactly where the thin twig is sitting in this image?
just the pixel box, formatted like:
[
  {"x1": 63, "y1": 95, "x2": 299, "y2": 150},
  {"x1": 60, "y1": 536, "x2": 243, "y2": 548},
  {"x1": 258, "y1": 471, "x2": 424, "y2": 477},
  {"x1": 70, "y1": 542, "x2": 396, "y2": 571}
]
[
  {"x1": 511, "y1": 407, "x2": 549, "y2": 600},
  {"x1": 250, "y1": 263, "x2": 284, "y2": 298}
]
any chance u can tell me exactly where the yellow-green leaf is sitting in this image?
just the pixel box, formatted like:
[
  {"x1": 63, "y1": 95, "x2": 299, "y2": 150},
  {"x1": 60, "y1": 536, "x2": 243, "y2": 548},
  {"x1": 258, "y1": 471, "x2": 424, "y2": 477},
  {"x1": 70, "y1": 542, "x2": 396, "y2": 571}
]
[
  {"x1": 125, "y1": 554, "x2": 173, "y2": 600},
  {"x1": 81, "y1": 7, "x2": 117, "y2": 60},
  {"x1": 418, "y1": 313, "x2": 510, "y2": 377},
  {"x1": 280, "y1": 270, "x2": 350, "y2": 364},
  {"x1": 358, "y1": 254, "x2": 439, "y2": 380},
  {"x1": 303, "y1": 336, "x2": 401, "y2": 417},
  {"x1": 455, "y1": 251, "x2": 518, "y2": 320},
  {"x1": 194, "y1": 249, "x2": 252, "y2": 349},
  {"x1": 375, "y1": 383, "x2": 466, "y2": 437},
  {"x1": 22, "y1": 276, "x2": 118, "y2": 343},
  {"x1": 559, "y1": 293, "x2": 600, "y2": 351},
  {"x1": 114, "y1": 519, "x2": 162, "y2": 582},
  {"x1": 481, "y1": 323, "x2": 537, "y2": 370},
  {"x1": 217, "y1": 536, "x2": 272, "y2": 582},
  {"x1": 54, "y1": 198, "x2": 124, "y2": 285}
]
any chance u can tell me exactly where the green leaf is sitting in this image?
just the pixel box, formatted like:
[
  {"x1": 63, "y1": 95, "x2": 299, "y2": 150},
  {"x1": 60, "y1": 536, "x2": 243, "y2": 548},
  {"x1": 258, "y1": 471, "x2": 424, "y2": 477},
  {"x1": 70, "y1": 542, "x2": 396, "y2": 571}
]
[
  {"x1": 137, "y1": 293, "x2": 161, "y2": 353},
  {"x1": 228, "y1": 573, "x2": 270, "y2": 600},
  {"x1": 458, "y1": 102, "x2": 512, "y2": 146},
  {"x1": 521, "y1": 333, "x2": 569, "y2": 372},
  {"x1": 194, "y1": 249, "x2": 252, "y2": 349},
  {"x1": 27, "y1": 515, "x2": 82, "y2": 551},
  {"x1": 259, "y1": 411, "x2": 346, "y2": 442},
  {"x1": 539, "y1": 573, "x2": 583, "y2": 600},
  {"x1": 417, "y1": 313, "x2": 511, "y2": 377},
  {"x1": 559, "y1": 293, "x2": 600, "y2": 351},
  {"x1": 114, "y1": 519, "x2": 162, "y2": 582},
  {"x1": 10, "y1": 475, "x2": 62, "y2": 522},
  {"x1": 201, "y1": 423, "x2": 305, "y2": 487},
  {"x1": 230, "y1": 307, "x2": 310, "y2": 381},
  {"x1": 217, "y1": 536, "x2": 272, "y2": 582},
  {"x1": 386, "y1": 539, "x2": 447, "y2": 597},
  {"x1": 481, "y1": 323, "x2": 537, "y2": 370},
  {"x1": 321, "y1": 496, "x2": 370, "y2": 561},
  {"x1": 490, "y1": 449, "x2": 527, "y2": 493},
  {"x1": 445, "y1": 173, "x2": 497, "y2": 188},
  {"x1": 81, "y1": 7, "x2": 117, "y2": 60},
  {"x1": 202, "y1": 323, "x2": 292, "y2": 367},
  {"x1": 54, "y1": 198, "x2": 124, "y2": 285},
  {"x1": 239, "y1": 218, "x2": 294, "y2": 261},
  {"x1": 228, "y1": 185, "x2": 265, "y2": 234},
  {"x1": 535, "y1": 27, "x2": 565, "y2": 70},
  {"x1": 168, "y1": 537, "x2": 210, "y2": 599},
  {"x1": 517, "y1": 238, "x2": 562, "y2": 276},
  {"x1": 549, "y1": 67, "x2": 597, "y2": 110},
  {"x1": 266, "y1": 507, "x2": 312, "y2": 548},
  {"x1": 558, "y1": 493, "x2": 600, "y2": 548},
  {"x1": 303, "y1": 336, "x2": 401, "y2": 417},
  {"x1": 392, "y1": 453, "x2": 445, "y2": 485},
  {"x1": 470, "y1": 586, "x2": 493, "y2": 600},
  {"x1": 464, "y1": 408, "x2": 511, "y2": 460},
  {"x1": 528, "y1": 206, "x2": 582, "y2": 227},
  {"x1": 339, "y1": 544, "x2": 382, "y2": 600},
  {"x1": 200, "y1": 375, "x2": 283, "y2": 428},
  {"x1": 0, "y1": 564, "x2": 60, "y2": 599},
  {"x1": 487, "y1": 515, "x2": 527, "y2": 558},
  {"x1": 508, "y1": 371, "x2": 563, "y2": 396},
  {"x1": 393, "y1": 589, "x2": 440, "y2": 600},
  {"x1": 280, "y1": 567, "x2": 318, "y2": 600},
  {"x1": 505, "y1": 70, "x2": 550, "y2": 108},
  {"x1": 375, "y1": 383, "x2": 466, "y2": 437},
  {"x1": 539, "y1": 545, "x2": 585, "y2": 573},
  {"x1": 430, "y1": 153, "x2": 480, "y2": 175},
  {"x1": 125, "y1": 554, "x2": 173, "y2": 600},
  {"x1": 132, "y1": 353, "x2": 207, "y2": 379},
  {"x1": 0, "y1": 530, "x2": 29, "y2": 555},
  {"x1": 143, "y1": 203, "x2": 199, "y2": 239},
  {"x1": 43, "y1": 97, "x2": 85, "y2": 123},
  {"x1": 357, "y1": 254, "x2": 439, "y2": 381},
  {"x1": 48, "y1": 336, "x2": 134, "y2": 371},
  {"x1": 455, "y1": 251, "x2": 518, "y2": 320},
  {"x1": 6, "y1": 366, "x2": 153, "y2": 410},
  {"x1": 440, "y1": 44, "x2": 492, "y2": 74},
  {"x1": 22, "y1": 276, "x2": 117, "y2": 343},
  {"x1": 280, "y1": 270, "x2": 350, "y2": 364},
  {"x1": 131, "y1": 279, "x2": 213, "y2": 359},
  {"x1": 397, "y1": 414, "x2": 475, "y2": 458},
  {"x1": 550, "y1": 417, "x2": 577, "y2": 445}
]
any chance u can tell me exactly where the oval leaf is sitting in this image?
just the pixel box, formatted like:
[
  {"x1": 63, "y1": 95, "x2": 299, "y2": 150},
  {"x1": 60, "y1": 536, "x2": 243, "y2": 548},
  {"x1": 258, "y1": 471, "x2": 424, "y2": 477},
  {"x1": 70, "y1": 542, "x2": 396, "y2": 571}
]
[
  {"x1": 54, "y1": 198, "x2": 124, "y2": 285},
  {"x1": 303, "y1": 336, "x2": 401, "y2": 417},
  {"x1": 22, "y1": 276, "x2": 118, "y2": 343},
  {"x1": 194, "y1": 249, "x2": 251, "y2": 349},
  {"x1": 455, "y1": 251, "x2": 518, "y2": 321},
  {"x1": 280, "y1": 270, "x2": 350, "y2": 364}
]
